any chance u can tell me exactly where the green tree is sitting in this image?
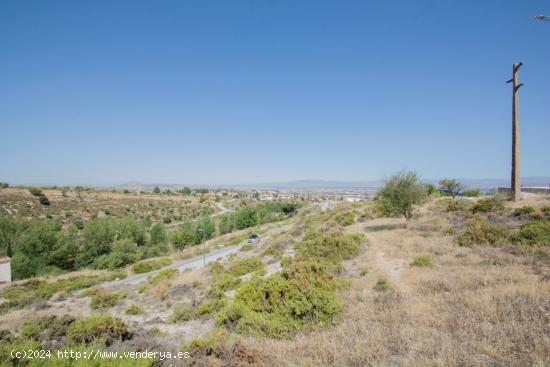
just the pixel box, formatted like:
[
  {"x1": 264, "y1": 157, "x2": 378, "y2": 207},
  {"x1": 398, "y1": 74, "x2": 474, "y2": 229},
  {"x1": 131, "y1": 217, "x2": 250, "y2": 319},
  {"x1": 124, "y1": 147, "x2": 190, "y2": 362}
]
[
  {"x1": 94, "y1": 239, "x2": 143, "y2": 269},
  {"x1": 153, "y1": 186, "x2": 161, "y2": 194},
  {"x1": 117, "y1": 217, "x2": 146, "y2": 246},
  {"x1": 171, "y1": 228, "x2": 197, "y2": 250},
  {"x1": 235, "y1": 208, "x2": 257, "y2": 229},
  {"x1": 150, "y1": 223, "x2": 167, "y2": 245},
  {"x1": 0, "y1": 216, "x2": 28, "y2": 257},
  {"x1": 438, "y1": 178, "x2": 464, "y2": 198},
  {"x1": 376, "y1": 171, "x2": 427, "y2": 221},
  {"x1": 218, "y1": 213, "x2": 236, "y2": 234},
  {"x1": 10, "y1": 220, "x2": 62, "y2": 279},
  {"x1": 196, "y1": 214, "x2": 215, "y2": 240},
  {"x1": 77, "y1": 218, "x2": 117, "y2": 266}
]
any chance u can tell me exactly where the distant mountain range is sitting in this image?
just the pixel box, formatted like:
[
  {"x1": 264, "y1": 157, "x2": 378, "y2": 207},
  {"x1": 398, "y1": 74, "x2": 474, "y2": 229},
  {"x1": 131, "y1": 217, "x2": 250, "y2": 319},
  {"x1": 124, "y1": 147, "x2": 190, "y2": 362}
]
[{"x1": 110, "y1": 177, "x2": 550, "y2": 191}]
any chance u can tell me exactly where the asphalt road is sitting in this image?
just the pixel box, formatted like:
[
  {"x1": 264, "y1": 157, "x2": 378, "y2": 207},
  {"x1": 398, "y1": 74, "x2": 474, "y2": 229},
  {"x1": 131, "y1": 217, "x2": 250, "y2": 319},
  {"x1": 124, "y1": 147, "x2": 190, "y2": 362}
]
[{"x1": 103, "y1": 244, "x2": 241, "y2": 288}]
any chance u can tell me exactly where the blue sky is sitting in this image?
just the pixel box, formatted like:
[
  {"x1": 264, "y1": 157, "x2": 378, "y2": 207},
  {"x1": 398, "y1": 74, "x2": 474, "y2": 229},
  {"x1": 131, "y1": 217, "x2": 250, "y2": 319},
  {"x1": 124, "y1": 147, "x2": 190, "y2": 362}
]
[{"x1": 1, "y1": 0, "x2": 549, "y2": 185}]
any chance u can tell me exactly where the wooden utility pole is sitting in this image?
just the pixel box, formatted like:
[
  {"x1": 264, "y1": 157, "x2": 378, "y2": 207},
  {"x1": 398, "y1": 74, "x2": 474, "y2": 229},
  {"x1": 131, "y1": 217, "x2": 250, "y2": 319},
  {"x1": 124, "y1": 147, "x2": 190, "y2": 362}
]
[{"x1": 506, "y1": 62, "x2": 524, "y2": 201}]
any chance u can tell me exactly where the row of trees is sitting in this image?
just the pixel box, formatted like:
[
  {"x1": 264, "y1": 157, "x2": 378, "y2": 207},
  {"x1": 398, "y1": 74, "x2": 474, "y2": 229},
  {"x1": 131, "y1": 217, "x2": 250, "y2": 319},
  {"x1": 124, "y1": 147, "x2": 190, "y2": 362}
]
[
  {"x1": 171, "y1": 202, "x2": 299, "y2": 248},
  {"x1": 0, "y1": 201, "x2": 300, "y2": 280},
  {"x1": 0, "y1": 216, "x2": 171, "y2": 280}
]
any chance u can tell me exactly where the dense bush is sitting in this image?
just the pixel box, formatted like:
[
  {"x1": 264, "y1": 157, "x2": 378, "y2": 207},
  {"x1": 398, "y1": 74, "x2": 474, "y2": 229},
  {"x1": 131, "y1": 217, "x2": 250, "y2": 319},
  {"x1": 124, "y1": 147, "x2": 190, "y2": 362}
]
[
  {"x1": 38, "y1": 195, "x2": 50, "y2": 206},
  {"x1": 471, "y1": 195, "x2": 505, "y2": 213},
  {"x1": 88, "y1": 287, "x2": 125, "y2": 309},
  {"x1": 226, "y1": 257, "x2": 264, "y2": 277},
  {"x1": 296, "y1": 231, "x2": 363, "y2": 266},
  {"x1": 512, "y1": 206, "x2": 535, "y2": 217},
  {"x1": 510, "y1": 220, "x2": 550, "y2": 246},
  {"x1": 168, "y1": 304, "x2": 197, "y2": 323},
  {"x1": 67, "y1": 313, "x2": 131, "y2": 346},
  {"x1": 333, "y1": 211, "x2": 356, "y2": 226},
  {"x1": 216, "y1": 260, "x2": 341, "y2": 338},
  {"x1": 28, "y1": 187, "x2": 43, "y2": 197},
  {"x1": 456, "y1": 219, "x2": 508, "y2": 246}
]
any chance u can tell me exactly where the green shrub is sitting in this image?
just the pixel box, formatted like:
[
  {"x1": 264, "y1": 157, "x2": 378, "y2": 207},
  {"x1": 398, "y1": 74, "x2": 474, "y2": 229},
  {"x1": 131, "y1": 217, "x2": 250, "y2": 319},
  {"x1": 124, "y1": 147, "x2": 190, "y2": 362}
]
[
  {"x1": 226, "y1": 257, "x2": 264, "y2": 277},
  {"x1": 89, "y1": 288, "x2": 125, "y2": 309},
  {"x1": 163, "y1": 216, "x2": 172, "y2": 224},
  {"x1": 462, "y1": 189, "x2": 481, "y2": 197},
  {"x1": 512, "y1": 206, "x2": 535, "y2": 216},
  {"x1": 199, "y1": 298, "x2": 227, "y2": 316},
  {"x1": 21, "y1": 315, "x2": 74, "y2": 341},
  {"x1": 374, "y1": 276, "x2": 389, "y2": 291},
  {"x1": 168, "y1": 304, "x2": 197, "y2": 323},
  {"x1": 296, "y1": 232, "x2": 363, "y2": 266},
  {"x1": 216, "y1": 260, "x2": 341, "y2": 338},
  {"x1": 411, "y1": 255, "x2": 432, "y2": 267},
  {"x1": 446, "y1": 227, "x2": 456, "y2": 235},
  {"x1": 261, "y1": 246, "x2": 284, "y2": 259},
  {"x1": 360, "y1": 267, "x2": 369, "y2": 276},
  {"x1": 67, "y1": 313, "x2": 131, "y2": 346},
  {"x1": 208, "y1": 274, "x2": 242, "y2": 299},
  {"x1": 456, "y1": 219, "x2": 508, "y2": 247},
  {"x1": 38, "y1": 195, "x2": 50, "y2": 206},
  {"x1": 126, "y1": 304, "x2": 145, "y2": 315},
  {"x1": 542, "y1": 206, "x2": 550, "y2": 213},
  {"x1": 334, "y1": 212, "x2": 355, "y2": 226},
  {"x1": 0, "y1": 275, "x2": 103, "y2": 313},
  {"x1": 94, "y1": 239, "x2": 143, "y2": 270},
  {"x1": 132, "y1": 258, "x2": 172, "y2": 273},
  {"x1": 240, "y1": 244, "x2": 254, "y2": 252},
  {"x1": 28, "y1": 187, "x2": 43, "y2": 196},
  {"x1": 446, "y1": 199, "x2": 465, "y2": 212},
  {"x1": 510, "y1": 220, "x2": 550, "y2": 246},
  {"x1": 471, "y1": 195, "x2": 505, "y2": 213}
]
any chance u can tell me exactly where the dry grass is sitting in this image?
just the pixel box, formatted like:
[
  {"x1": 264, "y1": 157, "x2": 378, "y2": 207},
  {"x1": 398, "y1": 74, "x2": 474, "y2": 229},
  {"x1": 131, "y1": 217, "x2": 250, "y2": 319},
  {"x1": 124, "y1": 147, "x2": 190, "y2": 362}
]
[{"x1": 252, "y1": 199, "x2": 550, "y2": 366}]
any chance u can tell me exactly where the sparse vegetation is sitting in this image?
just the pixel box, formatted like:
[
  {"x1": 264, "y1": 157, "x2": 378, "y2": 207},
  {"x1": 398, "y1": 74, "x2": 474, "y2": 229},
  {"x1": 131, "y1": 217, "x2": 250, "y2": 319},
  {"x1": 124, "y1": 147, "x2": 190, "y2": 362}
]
[
  {"x1": 411, "y1": 255, "x2": 433, "y2": 267},
  {"x1": 374, "y1": 276, "x2": 389, "y2": 291},
  {"x1": 126, "y1": 304, "x2": 146, "y2": 315}
]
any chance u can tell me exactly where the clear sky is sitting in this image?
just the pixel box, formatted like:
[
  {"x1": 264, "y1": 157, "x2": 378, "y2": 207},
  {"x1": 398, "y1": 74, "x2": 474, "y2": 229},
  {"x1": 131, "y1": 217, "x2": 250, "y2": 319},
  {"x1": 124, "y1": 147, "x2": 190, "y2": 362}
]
[{"x1": 1, "y1": 0, "x2": 549, "y2": 185}]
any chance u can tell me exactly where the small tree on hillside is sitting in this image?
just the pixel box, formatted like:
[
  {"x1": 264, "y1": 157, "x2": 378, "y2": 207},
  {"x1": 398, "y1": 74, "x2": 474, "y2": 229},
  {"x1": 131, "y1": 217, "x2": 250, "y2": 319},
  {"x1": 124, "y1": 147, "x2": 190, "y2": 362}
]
[
  {"x1": 438, "y1": 178, "x2": 464, "y2": 198},
  {"x1": 376, "y1": 171, "x2": 427, "y2": 221},
  {"x1": 153, "y1": 186, "x2": 161, "y2": 194}
]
